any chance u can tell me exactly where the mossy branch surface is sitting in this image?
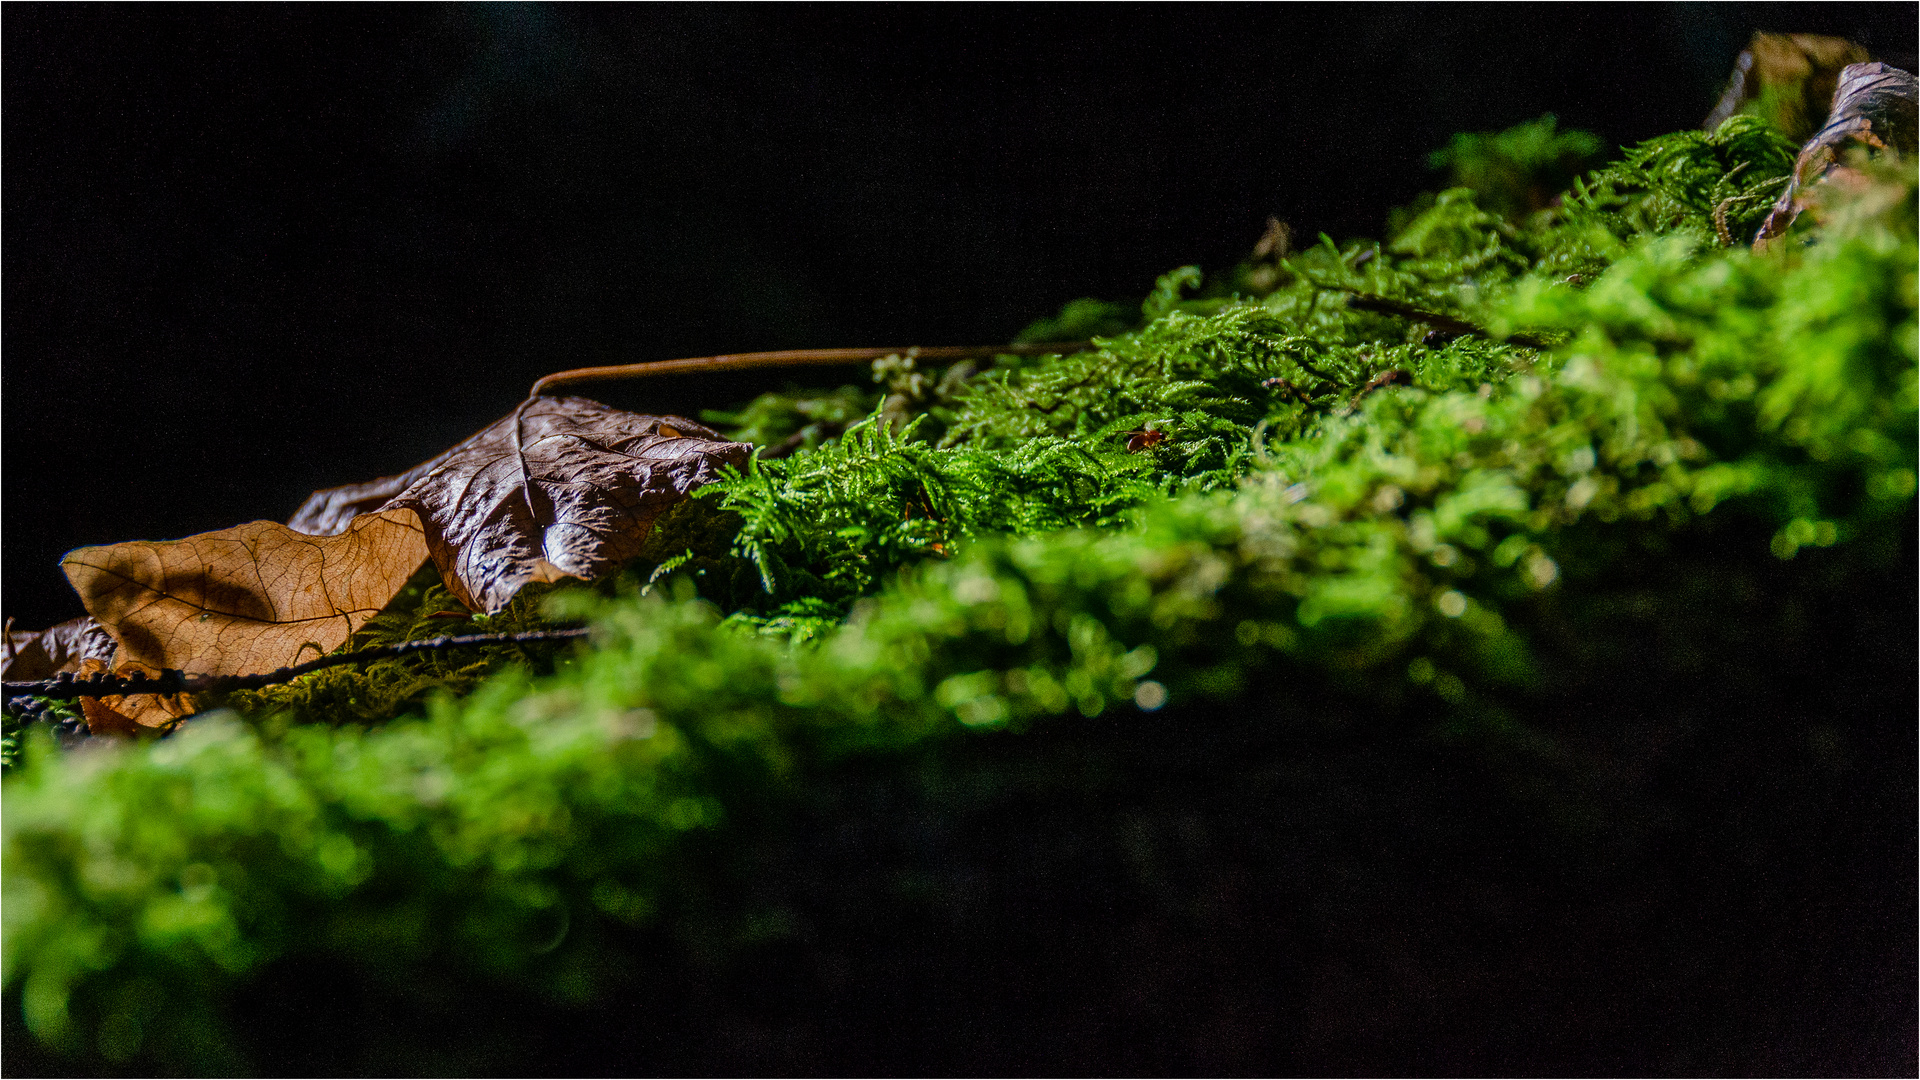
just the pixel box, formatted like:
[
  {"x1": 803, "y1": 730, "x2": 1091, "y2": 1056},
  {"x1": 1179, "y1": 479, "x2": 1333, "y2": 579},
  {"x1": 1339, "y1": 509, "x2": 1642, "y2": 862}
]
[{"x1": 3, "y1": 114, "x2": 1914, "y2": 1072}]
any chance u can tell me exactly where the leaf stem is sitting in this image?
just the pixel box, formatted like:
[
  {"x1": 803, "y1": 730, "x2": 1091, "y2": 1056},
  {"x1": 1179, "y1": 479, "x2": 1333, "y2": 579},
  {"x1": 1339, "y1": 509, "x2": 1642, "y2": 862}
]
[{"x1": 529, "y1": 343, "x2": 1094, "y2": 398}]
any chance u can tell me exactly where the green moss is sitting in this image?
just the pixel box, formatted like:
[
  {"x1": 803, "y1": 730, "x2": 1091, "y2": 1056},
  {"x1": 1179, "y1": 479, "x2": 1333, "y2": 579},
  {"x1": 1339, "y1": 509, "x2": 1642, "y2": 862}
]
[
  {"x1": 701, "y1": 383, "x2": 878, "y2": 453},
  {"x1": 1424, "y1": 113, "x2": 1608, "y2": 223},
  {"x1": 701, "y1": 410, "x2": 1158, "y2": 622},
  {"x1": 1543, "y1": 114, "x2": 1798, "y2": 259},
  {"x1": 1014, "y1": 296, "x2": 1139, "y2": 343}
]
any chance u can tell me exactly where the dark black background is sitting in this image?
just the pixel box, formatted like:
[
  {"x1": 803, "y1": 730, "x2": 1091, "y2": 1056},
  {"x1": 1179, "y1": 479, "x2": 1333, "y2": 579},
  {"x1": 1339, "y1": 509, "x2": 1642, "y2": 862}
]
[{"x1": 5, "y1": 3, "x2": 1914, "y2": 626}]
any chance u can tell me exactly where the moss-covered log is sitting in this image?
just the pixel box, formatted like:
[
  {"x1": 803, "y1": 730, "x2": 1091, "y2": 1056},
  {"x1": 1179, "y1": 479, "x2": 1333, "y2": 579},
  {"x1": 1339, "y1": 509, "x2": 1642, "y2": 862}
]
[{"x1": 4, "y1": 105, "x2": 1915, "y2": 1073}]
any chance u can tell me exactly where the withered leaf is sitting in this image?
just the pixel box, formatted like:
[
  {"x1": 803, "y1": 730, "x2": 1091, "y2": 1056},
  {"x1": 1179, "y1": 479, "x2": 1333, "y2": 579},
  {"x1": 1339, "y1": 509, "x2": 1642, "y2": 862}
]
[
  {"x1": 0, "y1": 616, "x2": 175, "y2": 736},
  {"x1": 290, "y1": 396, "x2": 751, "y2": 613},
  {"x1": 2, "y1": 615, "x2": 117, "y2": 682},
  {"x1": 1755, "y1": 61, "x2": 1918, "y2": 244},
  {"x1": 1704, "y1": 33, "x2": 1871, "y2": 143},
  {"x1": 62, "y1": 507, "x2": 430, "y2": 679},
  {"x1": 73, "y1": 657, "x2": 194, "y2": 735}
]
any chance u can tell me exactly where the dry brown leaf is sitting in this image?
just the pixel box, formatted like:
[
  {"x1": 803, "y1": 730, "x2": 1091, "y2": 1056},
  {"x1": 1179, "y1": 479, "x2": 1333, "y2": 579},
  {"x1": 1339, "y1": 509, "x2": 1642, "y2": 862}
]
[
  {"x1": 290, "y1": 396, "x2": 751, "y2": 613},
  {"x1": 62, "y1": 507, "x2": 429, "y2": 678},
  {"x1": 0, "y1": 616, "x2": 177, "y2": 736},
  {"x1": 71, "y1": 657, "x2": 194, "y2": 735},
  {"x1": 2, "y1": 615, "x2": 117, "y2": 682},
  {"x1": 1755, "y1": 62, "x2": 1918, "y2": 245},
  {"x1": 1704, "y1": 33, "x2": 1871, "y2": 143},
  {"x1": 54, "y1": 396, "x2": 744, "y2": 687}
]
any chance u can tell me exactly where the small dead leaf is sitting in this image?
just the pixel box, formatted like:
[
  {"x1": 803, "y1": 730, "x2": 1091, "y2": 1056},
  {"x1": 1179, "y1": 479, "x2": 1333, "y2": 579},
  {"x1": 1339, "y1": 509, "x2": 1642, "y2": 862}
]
[
  {"x1": 290, "y1": 396, "x2": 751, "y2": 613},
  {"x1": 62, "y1": 507, "x2": 429, "y2": 678},
  {"x1": 2, "y1": 615, "x2": 117, "y2": 682},
  {"x1": 1704, "y1": 33, "x2": 1871, "y2": 143},
  {"x1": 1252, "y1": 216, "x2": 1291, "y2": 260},
  {"x1": 73, "y1": 657, "x2": 192, "y2": 735},
  {"x1": 1755, "y1": 62, "x2": 1918, "y2": 245},
  {"x1": 0, "y1": 616, "x2": 174, "y2": 735}
]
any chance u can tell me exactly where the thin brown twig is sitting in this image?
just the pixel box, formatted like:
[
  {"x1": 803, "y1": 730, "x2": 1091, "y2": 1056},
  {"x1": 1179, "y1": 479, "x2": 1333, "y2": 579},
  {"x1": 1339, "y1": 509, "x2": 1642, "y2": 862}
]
[
  {"x1": 529, "y1": 342, "x2": 1094, "y2": 398},
  {"x1": 2, "y1": 628, "x2": 593, "y2": 705}
]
